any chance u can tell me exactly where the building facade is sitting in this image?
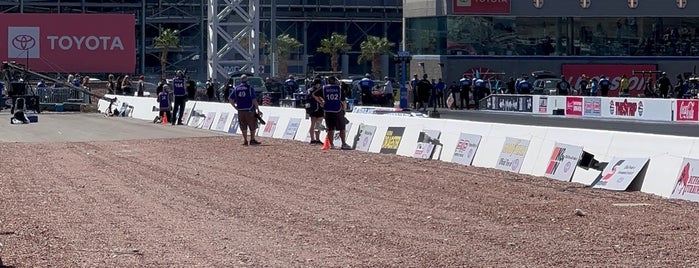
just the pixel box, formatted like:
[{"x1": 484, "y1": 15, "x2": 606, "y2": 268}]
[
  {"x1": 0, "y1": 0, "x2": 401, "y2": 80},
  {"x1": 404, "y1": 0, "x2": 699, "y2": 90}
]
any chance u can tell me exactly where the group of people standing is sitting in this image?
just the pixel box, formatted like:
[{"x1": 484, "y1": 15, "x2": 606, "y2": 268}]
[{"x1": 410, "y1": 73, "x2": 492, "y2": 111}]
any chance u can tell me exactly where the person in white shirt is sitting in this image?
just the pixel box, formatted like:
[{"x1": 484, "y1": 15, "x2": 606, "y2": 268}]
[{"x1": 383, "y1": 76, "x2": 394, "y2": 107}]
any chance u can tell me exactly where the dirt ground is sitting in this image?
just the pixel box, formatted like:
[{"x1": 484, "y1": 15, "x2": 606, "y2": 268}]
[{"x1": 2, "y1": 133, "x2": 699, "y2": 267}]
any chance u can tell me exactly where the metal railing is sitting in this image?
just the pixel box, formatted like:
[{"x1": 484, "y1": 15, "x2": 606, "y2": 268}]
[{"x1": 35, "y1": 87, "x2": 89, "y2": 104}]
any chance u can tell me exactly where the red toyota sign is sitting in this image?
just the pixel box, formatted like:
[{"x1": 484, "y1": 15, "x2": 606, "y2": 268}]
[
  {"x1": 562, "y1": 64, "x2": 657, "y2": 97},
  {"x1": 0, "y1": 14, "x2": 135, "y2": 73},
  {"x1": 454, "y1": 0, "x2": 511, "y2": 14}
]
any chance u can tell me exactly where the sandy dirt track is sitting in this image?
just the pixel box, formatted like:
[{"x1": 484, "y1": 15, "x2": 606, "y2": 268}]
[{"x1": 1, "y1": 116, "x2": 699, "y2": 267}]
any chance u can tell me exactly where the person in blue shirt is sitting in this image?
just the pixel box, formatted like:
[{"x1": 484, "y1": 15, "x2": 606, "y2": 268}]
[
  {"x1": 312, "y1": 76, "x2": 351, "y2": 150},
  {"x1": 516, "y1": 77, "x2": 533, "y2": 94},
  {"x1": 599, "y1": 75, "x2": 611, "y2": 96},
  {"x1": 229, "y1": 74, "x2": 262, "y2": 146},
  {"x1": 284, "y1": 75, "x2": 298, "y2": 99},
  {"x1": 359, "y1": 73, "x2": 374, "y2": 105},
  {"x1": 458, "y1": 74, "x2": 472, "y2": 109},
  {"x1": 434, "y1": 78, "x2": 446, "y2": 108},
  {"x1": 171, "y1": 70, "x2": 187, "y2": 125}
]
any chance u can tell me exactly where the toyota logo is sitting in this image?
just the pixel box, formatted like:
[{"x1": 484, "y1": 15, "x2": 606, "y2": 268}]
[{"x1": 12, "y1": 35, "x2": 36, "y2": 51}]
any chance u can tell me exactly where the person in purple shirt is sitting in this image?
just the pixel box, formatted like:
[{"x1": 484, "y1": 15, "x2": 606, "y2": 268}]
[
  {"x1": 171, "y1": 70, "x2": 187, "y2": 125},
  {"x1": 156, "y1": 85, "x2": 172, "y2": 123},
  {"x1": 229, "y1": 74, "x2": 262, "y2": 146},
  {"x1": 312, "y1": 76, "x2": 351, "y2": 150}
]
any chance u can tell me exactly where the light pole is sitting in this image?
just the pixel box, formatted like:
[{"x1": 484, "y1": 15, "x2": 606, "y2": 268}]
[{"x1": 395, "y1": 50, "x2": 411, "y2": 109}]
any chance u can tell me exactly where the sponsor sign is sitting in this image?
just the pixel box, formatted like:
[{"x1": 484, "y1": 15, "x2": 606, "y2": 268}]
[
  {"x1": 544, "y1": 143, "x2": 584, "y2": 182},
  {"x1": 354, "y1": 124, "x2": 377, "y2": 152},
  {"x1": 282, "y1": 118, "x2": 302, "y2": 140},
  {"x1": 260, "y1": 116, "x2": 279, "y2": 137},
  {"x1": 592, "y1": 157, "x2": 649, "y2": 191},
  {"x1": 495, "y1": 137, "x2": 530, "y2": 173},
  {"x1": 212, "y1": 112, "x2": 229, "y2": 132},
  {"x1": 675, "y1": 100, "x2": 699, "y2": 122},
  {"x1": 562, "y1": 64, "x2": 657, "y2": 97},
  {"x1": 202, "y1": 112, "x2": 216, "y2": 130},
  {"x1": 227, "y1": 113, "x2": 239, "y2": 134},
  {"x1": 565, "y1": 97, "x2": 583, "y2": 116},
  {"x1": 1, "y1": 14, "x2": 135, "y2": 73},
  {"x1": 188, "y1": 110, "x2": 206, "y2": 128},
  {"x1": 583, "y1": 97, "x2": 602, "y2": 117},
  {"x1": 380, "y1": 127, "x2": 405, "y2": 154},
  {"x1": 332, "y1": 123, "x2": 352, "y2": 147},
  {"x1": 413, "y1": 129, "x2": 442, "y2": 159},
  {"x1": 671, "y1": 158, "x2": 699, "y2": 202},
  {"x1": 453, "y1": 0, "x2": 511, "y2": 14},
  {"x1": 182, "y1": 104, "x2": 194, "y2": 125},
  {"x1": 452, "y1": 133, "x2": 482, "y2": 166},
  {"x1": 538, "y1": 96, "x2": 548, "y2": 113},
  {"x1": 486, "y1": 95, "x2": 533, "y2": 112}
]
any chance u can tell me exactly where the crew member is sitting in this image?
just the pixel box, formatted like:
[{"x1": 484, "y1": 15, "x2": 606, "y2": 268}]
[
  {"x1": 284, "y1": 75, "x2": 298, "y2": 99},
  {"x1": 459, "y1": 73, "x2": 472, "y2": 109},
  {"x1": 359, "y1": 73, "x2": 374, "y2": 106},
  {"x1": 599, "y1": 75, "x2": 611, "y2": 96},
  {"x1": 229, "y1": 74, "x2": 262, "y2": 146},
  {"x1": 556, "y1": 76, "x2": 571, "y2": 96},
  {"x1": 313, "y1": 76, "x2": 351, "y2": 150},
  {"x1": 171, "y1": 70, "x2": 187, "y2": 125}
]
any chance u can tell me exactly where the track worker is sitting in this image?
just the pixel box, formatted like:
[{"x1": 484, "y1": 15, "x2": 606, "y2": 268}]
[
  {"x1": 313, "y1": 76, "x2": 352, "y2": 150},
  {"x1": 171, "y1": 70, "x2": 187, "y2": 125},
  {"x1": 306, "y1": 79, "x2": 325, "y2": 145},
  {"x1": 229, "y1": 74, "x2": 262, "y2": 146}
]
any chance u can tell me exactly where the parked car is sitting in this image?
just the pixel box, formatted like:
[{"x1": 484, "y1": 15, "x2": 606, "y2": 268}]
[{"x1": 532, "y1": 78, "x2": 562, "y2": 95}]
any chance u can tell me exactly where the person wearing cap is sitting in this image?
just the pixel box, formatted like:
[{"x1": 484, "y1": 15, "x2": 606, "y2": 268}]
[
  {"x1": 284, "y1": 74, "x2": 298, "y2": 99},
  {"x1": 599, "y1": 75, "x2": 611, "y2": 96},
  {"x1": 359, "y1": 73, "x2": 374, "y2": 105},
  {"x1": 658, "y1": 72, "x2": 672, "y2": 98},
  {"x1": 458, "y1": 73, "x2": 472, "y2": 109},
  {"x1": 578, "y1": 74, "x2": 589, "y2": 96},
  {"x1": 229, "y1": 74, "x2": 262, "y2": 146},
  {"x1": 312, "y1": 76, "x2": 351, "y2": 150},
  {"x1": 137, "y1": 75, "x2": 145, "y2": 97},
  {"x1": 171, "y1": 70, "x2": 187, "y2": 125},
  {"x1": 383, "y1": 76, "x2": 394, "y2": 107}
]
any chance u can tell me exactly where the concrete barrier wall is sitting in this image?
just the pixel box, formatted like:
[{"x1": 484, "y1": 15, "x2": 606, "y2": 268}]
[{"x1": 98, "y1": 95, "x2": 699, "y2": 199}]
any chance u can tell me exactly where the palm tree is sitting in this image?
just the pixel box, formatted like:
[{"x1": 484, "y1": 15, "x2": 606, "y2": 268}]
[
  {"x1": 358, "y1": 35, "x2": 395, "y2": 79},
  {"x1": 275, "y1": 34, "x2": 302, "y2": 79},
  {"x1": 154, "y1": 28, "x2": 180, "y2": 79},
  {"x1": 316, "y1": 33, "x2": 351, "y2": 72}
]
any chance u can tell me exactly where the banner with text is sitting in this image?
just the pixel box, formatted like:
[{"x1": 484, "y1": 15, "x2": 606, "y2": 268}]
[
  {"x1": 592, "y1": 157, "x2": 649, "y2": 191},
  {"x1": 675, "y1": 100, "x2": 699, "y2": 122},
  {"x1": 565, "y1": 97, "x2": 583, "y2": 116},
  {"x1": 282, "y1": 118, "x2": 302, "y2": 140},
  {"x1": 544, "y1": 143, "x2": 584, "y2": 182},
  {"x1": 413, "y1": 129, "x2": 442, "y2": 160},
  {"x1": 600, "y1": 97, "x2": 672, "y2": 121},
  {"x1": 495, "y1": 137, "x2": 530, "y2": 173},
  {"x1": 485, "y1": 95, "x2": 533, "y2": 113},
  {"x1": 452, "y1": 133, "x2": 482, "y2": 166},
  {"x1": 354, "y1": 124, "x2": 377, "y2": 152},
  {"x1": 380, "y1": 127, "x2": 405, "y2": 154},
  {"x1": 583, "y1": 97, "x2": 602, "y2": 117},
  {"x1": 0, "y1": 14, "x2": 135, "y2": 73},
  {"x1": 670, "y1": 158, "x2": 699, "y2": 202},
  {"x1": 260, "y1": 116, "x2": 279, "y2": 137}
]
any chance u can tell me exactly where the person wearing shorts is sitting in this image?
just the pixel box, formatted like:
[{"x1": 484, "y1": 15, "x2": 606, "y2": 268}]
[
  {"x1": 313, "y1": 76, "x2": 351, "y2": 150},
  {"x1": 229, "y1": 74, "x2": 262, "y2": 146},
  {"x1": 307, "y1": 79, "x2": 325, "y2": 144}
]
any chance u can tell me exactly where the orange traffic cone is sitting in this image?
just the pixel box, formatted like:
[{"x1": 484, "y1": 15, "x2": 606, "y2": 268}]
[
  {"x1": 321, "y1": 136, "x2": 331, "y2": 151},
  {"x1": 161, "y1": 111, "x2": 169, "y2": 124}
]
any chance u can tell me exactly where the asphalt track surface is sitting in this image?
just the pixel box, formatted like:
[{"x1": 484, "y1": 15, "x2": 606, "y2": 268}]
[{"x1": 433, "y1": 108, "x2": 698, "y2": 138}]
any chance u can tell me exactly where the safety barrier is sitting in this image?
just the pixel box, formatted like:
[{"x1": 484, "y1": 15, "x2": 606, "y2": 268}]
[{"x1": 98, "y1": 94, "x2": 699, "y2": 202}]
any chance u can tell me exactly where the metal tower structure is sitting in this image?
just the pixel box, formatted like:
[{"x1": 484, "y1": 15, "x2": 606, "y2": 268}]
[{"x1": 207, "y1": 0, "x2": 260, "y2": 82}]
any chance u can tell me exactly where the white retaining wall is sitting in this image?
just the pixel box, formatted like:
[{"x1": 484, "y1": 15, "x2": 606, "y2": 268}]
[{"x1": 99, "y1": 95, "x2": 697, "y2": 199}]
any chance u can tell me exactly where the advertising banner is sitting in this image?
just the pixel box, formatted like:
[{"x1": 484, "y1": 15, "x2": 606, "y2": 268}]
[
  {"x1": 453, "y1": 0, "x2": 511, "y2": 14},
  {"x1": 592, "y1": 157, "x2": 649, "y2": 191},
  {"x1": 353, "y1": 124, "x2": 377, "y2": 152},
  {"x1": 537, "y1": 96, "x2": 548, "y2": 114},
  {"x1": 670, "y1": 158, "x2": 699, "y2": 202},
  {"x1": 228, "y1": 113, "x2": 239, "y2": 134},
  {"x1": 188, "y1": 109, "x2": 205, "y2": 128},
  {"x1": 202, "y1": 112, "x2": 216, "y2": 130},
  {"x1": 0, "y1": 14, "x2": 135, "y2": 73},
  {"x1": 583, "y1": 97, "x2": 602, "y2": 117},
  {"x1": 544, "y1": 143, "x2": 584, "y2": 182},
  {"x1": 495, "y1": 137, "x2": 530, "y2": 173},
  {"x1": 601, "y1": 97, "x2": 673, "y2": 121},
  {"x1": 212, "y1": 112, "x2": 229, "y2": 132},
  {"x1": 332, "y1": 123, "x2": 352, "y2": 147},
  {"x1": 486, "y1": 95, "x2": 533, "y2": 112},
  {"x1": 452, "y1": 133, "x2": 482, "y2": 166},
  {"x1": 380, "y1": 127, "x2": 405, "y2": 154},
  {"x1": 260, "y1": 116, "x2": 279, "y2": 137},
  {"x1": 282, "y1": 118, "x2": 302, "y2": 140},
  {"x1": 413, "y1": 129, "x2": 442, "y2": 160},
  {"x1": 562, "y1": 64, "x2": 657, "y2": 97},
  {"x1": 565, "y1": 97, "x2": 583, "y2": 116},
  {"x1": 675, "y1": 100, "x2": 699, "y2": 122}
]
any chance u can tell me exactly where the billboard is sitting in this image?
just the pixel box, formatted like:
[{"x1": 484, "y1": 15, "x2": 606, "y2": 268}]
[
  {"x1": 495, "y1": 137, "x2": 530, "y2": 173},
  {"x1": 544, "y1": 143, "x2": 584, "y2": 182},
  {"x1": 601, "y1": 98, "x2": 673, "y2": 121},
  {"x1": 380, "y1": 127, "x2": 405, "y2": 154},
  {"x1": 485, "y1": 95, "x2": 533, "y2": 112},
  {"x1": 561, "y1": 64, "x2": 657, "y2": 97},
  {"x1": 565, "y1": 97, "x2": 583, "y2": 116},
  {"x1": 282, "y1": 118, "x2": 302, "y2": 140},
  {"x1": 453, "y1": 0, "x2": 511, "y2": 14},
  {"x1": 583, "y1": 97, "x2": 602, "y2": 117},
  {"x1": 353, "y1": 124, "x2": 377, "y2": 152},
  {"x1": 592, "y1": 157, "x2": 649, "y2": 191},
  {"x1": 671, "y1": 158, "x2": 699, "y2": 202},
  {"x1": 0, "y1": 14, "x2": 135, "y2": 73},
  {"x1": 452, "y1": 133, "x2": 482, "y2": 166},
  {"x1": 413, "y1": 129, "x2": 442, "y2": 160},
  {"x1": 675, "y1": 100, "x2": 699, "y2": 122}
]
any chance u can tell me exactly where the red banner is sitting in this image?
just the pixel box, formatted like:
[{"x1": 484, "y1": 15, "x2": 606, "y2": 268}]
[
  {"x1": 453, "y1": 0, "x2": 511, "y2": 14},
  {"x1": 561, "y1": 64, "x2": 657, "y2": 97},
  {"x1": 565, "y1": 97, "x2": 583, "y2": 116},
  {"x1": 676, "y1": 100, "x2": 699, "y2": 122},
  {"x1": 0, "y1": 14, "x2": 135, "y2": 73}
]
